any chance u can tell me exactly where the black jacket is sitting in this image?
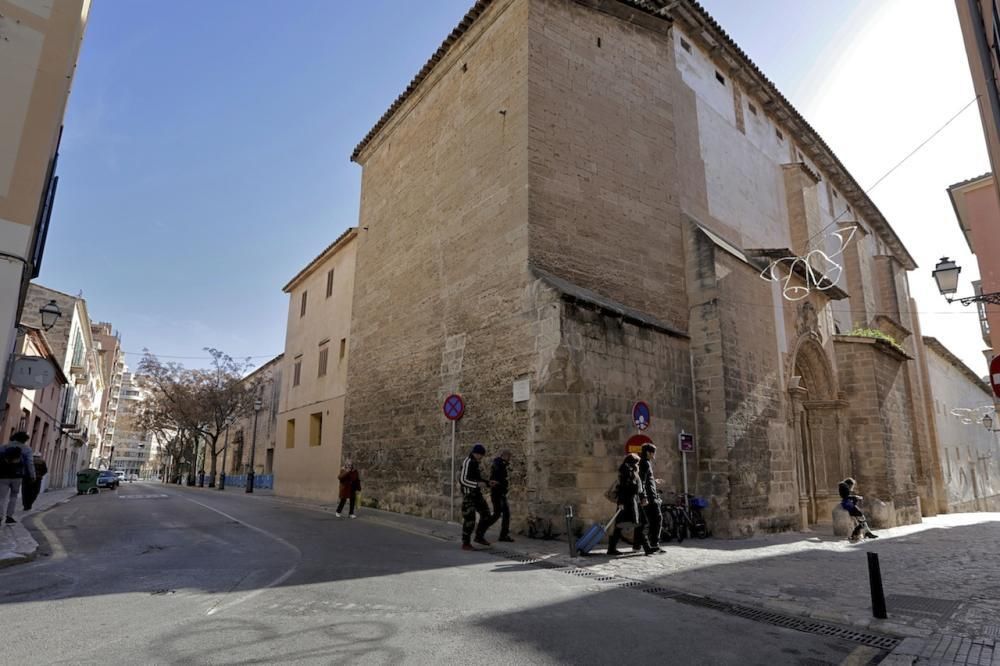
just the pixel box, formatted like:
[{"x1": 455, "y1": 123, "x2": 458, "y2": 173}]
[
  {"x1": 638, "y1": 456, "x2": 659, "y2": 503},
  {"x1": 491, "y1": 457, "x2": 510, "y2": 494},
  {"x1": 615, "y1": 463, "x2": 645, "y2": 526},
  {"x1": 460, "y1": 455, "x2": 486, "y2": 494}
]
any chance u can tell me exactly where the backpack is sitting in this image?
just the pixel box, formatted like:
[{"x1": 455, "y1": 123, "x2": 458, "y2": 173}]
[
  {"x1": 0, "y1": 445, "x2": 25, "y2": 479},
  {"x1": 604, "y1": 478, "x2": 619, "y2": 503}
]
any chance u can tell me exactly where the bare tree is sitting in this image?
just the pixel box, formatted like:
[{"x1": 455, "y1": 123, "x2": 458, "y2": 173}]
[{"x1": 137, "y1": 348, "x2": 258, "y2": 485}]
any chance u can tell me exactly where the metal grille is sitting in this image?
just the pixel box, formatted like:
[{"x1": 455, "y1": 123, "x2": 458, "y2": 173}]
[{"x1": 886, "y1": 594, "x2": 962, "y2": 620}]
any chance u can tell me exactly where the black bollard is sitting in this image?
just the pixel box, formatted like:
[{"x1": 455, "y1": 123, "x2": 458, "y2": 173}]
[
  {"x1": 867, "y1": 552, "x2": 887, "y2": 619},
  {"x1": 565, "y1": 505, "x2": 575, "y2": 558}
]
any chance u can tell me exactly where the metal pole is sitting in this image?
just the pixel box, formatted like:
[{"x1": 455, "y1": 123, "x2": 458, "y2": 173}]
[
  {"x1": 450, "y1": 419, "x2": 456, "y2": 523},
  {"x1": 246, "y1": 408, "x2": 259, "y2": 493},
  {"x1": 218, "y1": 425, "x2": 228, "y2": 490},
  {"x1": 565, "y1": 505, "x2": 575, "y2": 558},
  {"x1": 682, "y1": 450, "x2": 689, "y2": 498},
  {"x1": 867, "y1": 552, "x2": 888, "y2": 619}
]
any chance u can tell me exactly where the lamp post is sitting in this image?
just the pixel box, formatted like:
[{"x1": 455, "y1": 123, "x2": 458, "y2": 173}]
[
  {"x1": 932, "y1": 257, "x2": 1000, "y2": 306},
  {"x1": 246, "y1": 397, "x2": 262, "y2": 493}
]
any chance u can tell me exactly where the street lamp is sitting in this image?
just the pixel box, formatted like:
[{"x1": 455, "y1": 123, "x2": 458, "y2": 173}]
[
  {"x1": 246, "y1": 396, "x2": 263, "y2": 493},
  {"x1": 39, "y1": 300, "x2": 62, "y2": 331},
  {"x1": 218, "y1": 423, "x2": 230, "y2": 490},
  {"x1": 983, "y1": 414, "x2": 1000, "y2": 433},
  {"x1": 932, "y1": 257, "x2": 1000, "y2": 306}
]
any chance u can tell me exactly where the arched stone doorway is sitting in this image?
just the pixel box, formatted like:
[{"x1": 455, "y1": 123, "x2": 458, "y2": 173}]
[{"x1": 789, "y1": 337, "x2": 846, "y2": 527}]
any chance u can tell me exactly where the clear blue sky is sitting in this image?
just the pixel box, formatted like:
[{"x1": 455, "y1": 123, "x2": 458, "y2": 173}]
[{"x1": 42, "y1": 0, "x2": 925, "y2": 371}]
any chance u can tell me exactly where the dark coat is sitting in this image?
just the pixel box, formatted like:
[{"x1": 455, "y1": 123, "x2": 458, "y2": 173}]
[
  {"x1": 638, "y1": 456, "x2": 660, "y2": 503},
  {"x1": 615, "y1": 463, "x2": 645, "y2": 528},
  {"x1": 490, "y1": 456, "x2": 510, "y2": 494},
  {"x1": 338, "y1": 469, "x2": 360, "y2": 500}
]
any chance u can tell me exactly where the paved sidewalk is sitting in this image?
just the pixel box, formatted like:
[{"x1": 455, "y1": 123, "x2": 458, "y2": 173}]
[
  {"x1": 170, "y1": 484, "x2": 1000, "y2": 664},
  {"x1": 0, "y1": 485, "x2": 77, "y2": 568}
]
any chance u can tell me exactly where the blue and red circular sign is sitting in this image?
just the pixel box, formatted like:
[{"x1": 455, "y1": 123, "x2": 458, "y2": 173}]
[
  {"x1": 443, "y1": 393, "x2": 465, "y2": 421},
  {"x1": 632, "y1": 401, "x2": 650, "y2": 431}
]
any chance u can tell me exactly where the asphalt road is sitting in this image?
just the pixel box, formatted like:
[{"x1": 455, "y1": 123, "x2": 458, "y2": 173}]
[{"x1": 0, "y1": 483, "x2": 878, "y2": 665}]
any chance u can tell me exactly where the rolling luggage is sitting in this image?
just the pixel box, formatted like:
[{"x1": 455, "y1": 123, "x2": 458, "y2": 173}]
[{"x1": 575, "y1": 509, "x2": 621, "y2": 555}]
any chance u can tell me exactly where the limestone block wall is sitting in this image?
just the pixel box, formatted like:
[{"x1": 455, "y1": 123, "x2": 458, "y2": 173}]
[
  {"x1": 834, "y1": 336, "x2": 920, "y2": 526},
  {"x1": 344, "y1": 0, "x2": 532, "y2": 520},
  {"x1": 527, "y1": 0, "x2": 686, "y2": 331}
]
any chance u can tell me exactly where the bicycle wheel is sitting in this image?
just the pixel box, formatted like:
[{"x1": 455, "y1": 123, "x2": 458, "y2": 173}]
[
  {"x1": 692, "y1": 509, "x2": 709, "y2": 539},
  {"x1": 676, "y1": 512, "x2": 688, "y2": 543},
  {"x1": 660, "y1": 508, "x2": 676, "y2": 543}
]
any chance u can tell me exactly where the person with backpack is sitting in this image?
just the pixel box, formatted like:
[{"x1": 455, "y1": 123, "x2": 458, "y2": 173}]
[
  {"x1": 489, "y1": 449, "x2": 514, "y2": 542},
  {"x1": 607, "y1": 453, "x2": 655, "y2": 555},
  {"x1": 21, "y1": 452, "x2": 48, "y2": 511},
  {"x1": 0, "y1": 432, "x2": 35, "y2": 524},
  {"x1": 839, "y1": 477, "x2": 878, "y2": 542}
]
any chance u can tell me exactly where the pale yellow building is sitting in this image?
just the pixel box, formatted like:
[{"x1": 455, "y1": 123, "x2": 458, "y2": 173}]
[
  {"x1": 0, "y1": 0, "x2": 90, "y2": 426},
  {"x1": 274, "y1": 228, "x2": 357, "y2": 502}
]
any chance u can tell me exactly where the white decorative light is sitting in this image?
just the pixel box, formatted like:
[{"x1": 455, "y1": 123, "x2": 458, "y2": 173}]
[{"x1": 760, "y1": 226, "x2": 857, "y2": 302}]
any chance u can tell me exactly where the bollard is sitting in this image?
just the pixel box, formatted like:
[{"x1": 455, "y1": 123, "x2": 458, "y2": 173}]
[
  {"x1": 565, "y1": 505, "x2": 575, "y2": 558},
  {"x1": 867, "y1": 552, "x2": 888, "y2": 619}
]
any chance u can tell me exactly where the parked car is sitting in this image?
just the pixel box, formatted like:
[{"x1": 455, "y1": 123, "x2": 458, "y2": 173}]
[
  {"x1": 114, "y1": 470, "x2": 126, "y2": 483},
  {"x1": 97, "y1": 470, "x2": 119, "y2": 489}
]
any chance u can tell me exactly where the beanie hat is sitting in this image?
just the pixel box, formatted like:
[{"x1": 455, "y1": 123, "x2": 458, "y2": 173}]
[{"x1": 471, "y1": 443, "x2": 486, "y2": 455}]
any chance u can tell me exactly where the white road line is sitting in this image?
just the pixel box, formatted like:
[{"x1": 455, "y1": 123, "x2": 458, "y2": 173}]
[{"x1": 165, "y1": 491, "x2": 302, "y2": 616}]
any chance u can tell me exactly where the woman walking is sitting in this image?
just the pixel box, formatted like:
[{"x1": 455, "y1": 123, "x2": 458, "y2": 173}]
[
  {"x1": 336, "y1": 461, "x2": 361, "y2": 518},
  {"x1": 607, "y1": 453, "x2": 655, "y2": 556}
]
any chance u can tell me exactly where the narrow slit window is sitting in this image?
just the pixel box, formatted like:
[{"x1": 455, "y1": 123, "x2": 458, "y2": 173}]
[
  {"x1": 326, "y1": 269, "x2": 334, "y2": 298},
  {"x1": 300, "y1": 291, "x2": 308, "y2": 317},
  {"x1": 680, "y1": 37, "x2": 692, "y2": 53},
  {"x1": 339, "y1": 338, "x2": 347, "y2": 360},
  {"x1": 747, "y1": 102, "x2": 757, "y2": 115},
  {"x1": 775, "y1": 127, "x2": 784, "y2": 141},
  {"x1": 715, "y1": 70, "x2": 725, "y2": 85}
]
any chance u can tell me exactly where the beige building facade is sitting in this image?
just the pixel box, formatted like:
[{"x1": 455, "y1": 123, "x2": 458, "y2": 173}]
[
  {"x1": 274, "y1": 229, "x2": 357, "y2": 503},
  {"x1": 227, "y1": 354, "x2": 282, "y2": 480},
  {"x1": 0, "y1": 0, "x2": 90, "y2": 427},
  {"x1": 343, "y1": 0, "x2": 938, "y2": 537}
]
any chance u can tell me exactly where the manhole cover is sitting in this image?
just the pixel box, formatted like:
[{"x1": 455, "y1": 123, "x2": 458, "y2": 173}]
[{"x1": 885, "y1": 594, "x2": 961, "y2": 619}]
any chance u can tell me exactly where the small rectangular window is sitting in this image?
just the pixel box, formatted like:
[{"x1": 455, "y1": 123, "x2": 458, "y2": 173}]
[
  {"x1": 300, "y1": 291, "x2": 308, "y2": 317},
  {"x1": 326, "y1": 269, "x2": 334, "y2": 298},
  {"x1": 293, "y1": 359, "x2": 302, "y2": 387},
  {"x1": 318, "y1": 347, "x2": 328, "y2": 377},
  {"x1": 339, "y1": 338, "x2": 347, "y2": 360},
  {"x1": 775, "y1": 127, "x2": 784, "y2": 141},
  {"x1": 285, "y1": 419, "x2": 295, "y2": 449},
  {"x1": 747, "y1": 102, "x2": 757, "y2": 115},
  {"x1": 715, "y1": 70, "x2": 725, "y2": 85},
  {"x1": 309, "y1": 412, "x2": 322, "y2": 447},
  {"x1": 680, "y1": 37, "x2": 691, "y2": 53}
]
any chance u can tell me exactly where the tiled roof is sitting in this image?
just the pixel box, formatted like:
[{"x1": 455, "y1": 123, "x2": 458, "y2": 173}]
[
  {"x1": 282, "y1": 227, "x2": 357, "y2": 293},
  {"x1": 351, "y1": 0, "x2": 916, "y2": 270}
]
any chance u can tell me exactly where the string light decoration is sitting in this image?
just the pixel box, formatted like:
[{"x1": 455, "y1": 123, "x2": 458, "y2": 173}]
[
  {"x1": 759, "y1": 225, "x2": 858, "y2": 302},
  {"x1": 949, "y1": 405, "x2": 995, "y2": 426}
]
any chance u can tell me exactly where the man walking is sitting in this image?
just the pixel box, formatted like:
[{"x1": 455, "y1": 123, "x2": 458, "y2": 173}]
[
  {"x1": 637, "y1": 443, "x2": 665, "y2": 554},
  {"x1": 0, "y1": 432, "x2": 35, "y2": 524},
  {"x1": 490, "y1": 449, "x2": 514, "y2": 542},
  {"x1": 460, "y1": 443, "x2": 497, "y2": 550}
]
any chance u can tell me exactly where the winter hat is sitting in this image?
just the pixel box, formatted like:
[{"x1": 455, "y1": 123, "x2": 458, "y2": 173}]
[{"x1": 471, "y1": 443, "x2": 486, "y2": 455}]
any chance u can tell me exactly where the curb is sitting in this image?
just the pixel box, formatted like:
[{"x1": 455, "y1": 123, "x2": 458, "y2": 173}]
[{"x1": 0, "y1": 491, "x2": 77, "y2": 570}]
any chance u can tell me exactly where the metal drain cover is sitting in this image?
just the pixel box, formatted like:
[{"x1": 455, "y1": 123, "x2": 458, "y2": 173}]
[{"x1": 886, "y1": 594, "x2": 962, "y2": 619}]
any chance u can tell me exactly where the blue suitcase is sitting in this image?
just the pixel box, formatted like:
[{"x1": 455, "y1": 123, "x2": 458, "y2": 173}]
[{"x1": 575, "y1": 510, "x2": 620, "y2": 555}]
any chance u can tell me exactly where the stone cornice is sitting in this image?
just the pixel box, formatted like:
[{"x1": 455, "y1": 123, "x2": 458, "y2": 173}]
[{"x1": 833, "y1": 334, "x2": 912, "y2": 362}]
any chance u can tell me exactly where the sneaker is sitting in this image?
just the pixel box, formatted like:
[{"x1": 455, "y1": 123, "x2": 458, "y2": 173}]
[
  {"x1": 349, "y1": 514, "x2": 357, "y2": 519},
  {"x1": 607, "y1": 549, "x2": 623, "y2": 556},
  {"x1": 864, "y1": 532, "x2": 879, "y2": 539},
  {"x1": 498, "y1": 536, "x2": 515, "y2": 542},
  {"x1": 334, "y1": 512, "x2": 342, "y2": 518},
  {"x1": 4, "y1": 517, "x2": 15, "y2": 524},
  {"x1": 473, "y1": 536, "x2": 492, "y2": 547},
  {"x1": 461, "y1": 543, "x2": 475, "y2": 551},
  {"x1": 848, "y1": 536, "x2": 860, "y2": 543}
]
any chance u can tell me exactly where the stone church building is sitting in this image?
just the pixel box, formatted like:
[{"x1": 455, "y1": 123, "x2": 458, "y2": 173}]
[{"x1": 342, "y1": 0, "x2": 942, "y2": 537}]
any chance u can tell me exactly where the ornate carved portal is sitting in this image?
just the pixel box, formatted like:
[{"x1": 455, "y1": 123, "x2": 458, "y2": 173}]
[{"x1": 789, "y1": 336, "x2": 846, "y2": 527}]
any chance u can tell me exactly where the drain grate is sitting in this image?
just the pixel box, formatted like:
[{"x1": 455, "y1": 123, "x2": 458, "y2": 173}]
[
  {"x1": 885, "y1": 594, "x2": 962, "y2": 620},
  {"x1": 982, "y1": 625, "x2": 1000, "y2": 638}
]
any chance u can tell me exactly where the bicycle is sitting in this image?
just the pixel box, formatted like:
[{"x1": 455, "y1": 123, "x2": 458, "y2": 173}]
[{"x1": 660, "y1": 493, "x2": 710, "y2": 543}]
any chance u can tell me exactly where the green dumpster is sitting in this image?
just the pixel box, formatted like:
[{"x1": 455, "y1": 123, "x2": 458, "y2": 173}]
[{"x1": 77, "y1": 468, "x2": 100, "y2": 495}]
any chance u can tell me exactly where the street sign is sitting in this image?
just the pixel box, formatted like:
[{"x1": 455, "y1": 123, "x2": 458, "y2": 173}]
[
  {"x1": 10, "y1": 356, "x2": 56, "y2": 390},
  {"x1": 679, "y1": 431, "x2": 695, "y2": 452},
  {"x1": 991, "y1": 355, "x2": 1000, "y2": 399},
  {"x1": 625, "y1": 434, "x2": 652, "y2": 455},
  {"x1": 632, "y1": 401, "x2": 650, "y2": 431},
  {"x1": 443, "y1": 393, "x2": 465, "y2": 421}
]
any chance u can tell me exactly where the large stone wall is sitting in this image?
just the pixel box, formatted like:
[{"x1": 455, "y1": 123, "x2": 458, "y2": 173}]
[{"x1": 344, "y1": 0, "x2": 533, "y2": 521}]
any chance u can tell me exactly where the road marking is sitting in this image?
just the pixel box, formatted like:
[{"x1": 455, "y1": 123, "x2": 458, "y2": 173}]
[
  {"x1": 118, "y1": 494, "x2": 169, "y2": 499},
  {"x1": 164, "y1": 491, "x2": 302, "y2": 616}
]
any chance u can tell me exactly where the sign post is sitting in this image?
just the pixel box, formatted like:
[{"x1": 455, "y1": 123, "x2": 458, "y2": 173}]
[
  {"x1": 678, "y1": 431, "x2": 695, "y2": 498},
  {"x1": 443, "y1": 394, "x2": 466, "y2": 522}
]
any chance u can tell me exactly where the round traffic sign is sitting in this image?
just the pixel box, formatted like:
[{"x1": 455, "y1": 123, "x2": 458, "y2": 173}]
[
  {"x1": 443, "y1": 393, "x2": 465, "y2": 421},
  {"x1": 625, "y1": 434, "x2": 652, "y2": 455},
  {"x1": 632, "y1": 401, "x2": 651, "y2": 431}
]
